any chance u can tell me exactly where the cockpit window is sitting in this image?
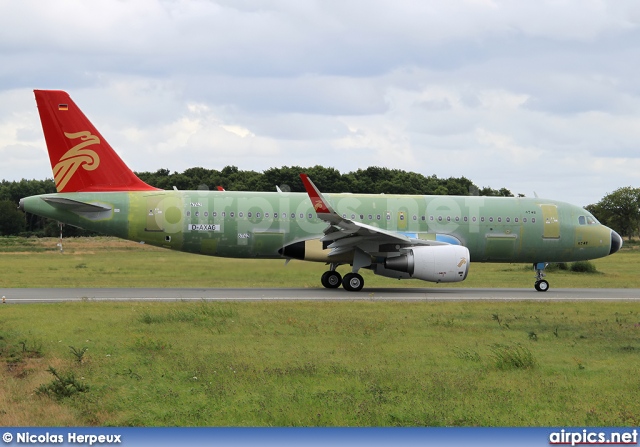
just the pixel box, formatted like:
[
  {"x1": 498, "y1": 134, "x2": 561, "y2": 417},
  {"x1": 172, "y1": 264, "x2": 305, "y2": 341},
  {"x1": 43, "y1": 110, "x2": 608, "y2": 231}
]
[{"x1": 579, "y1": 215, "x2": 599, "y2": 225}]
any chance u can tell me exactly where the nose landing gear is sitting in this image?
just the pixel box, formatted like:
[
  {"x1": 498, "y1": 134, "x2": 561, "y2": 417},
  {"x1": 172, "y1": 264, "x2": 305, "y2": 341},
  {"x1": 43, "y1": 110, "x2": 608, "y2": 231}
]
[{"x1": 534, "y1": 262, "x2": 549, "y2": 292}]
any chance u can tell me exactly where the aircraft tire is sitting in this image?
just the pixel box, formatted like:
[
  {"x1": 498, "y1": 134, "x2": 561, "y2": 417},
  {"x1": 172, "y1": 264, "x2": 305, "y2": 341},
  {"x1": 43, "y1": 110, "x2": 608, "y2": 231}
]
[
  {"x1": 535, "y1": 280, "x2": 549, "y2": 292},
  {"x1": 343, "y1": 273, "x2": 364, "y2": 292},
  {"x1": 321, "y1": 271, "x2": 342, "y2": 289}
]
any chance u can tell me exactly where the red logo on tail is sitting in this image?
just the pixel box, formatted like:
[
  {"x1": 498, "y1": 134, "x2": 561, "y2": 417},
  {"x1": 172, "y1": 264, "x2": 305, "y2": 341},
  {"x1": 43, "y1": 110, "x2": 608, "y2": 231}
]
[{"x1": 53, "y1": 131, "x2": 101, "y2": 191}]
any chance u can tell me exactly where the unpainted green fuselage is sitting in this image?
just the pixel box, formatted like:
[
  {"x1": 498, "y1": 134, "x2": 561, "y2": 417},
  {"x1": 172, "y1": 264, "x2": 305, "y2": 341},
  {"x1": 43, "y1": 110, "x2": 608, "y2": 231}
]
[{"x1": 21, "y1": 190, "x2": 615, "y2": 264}]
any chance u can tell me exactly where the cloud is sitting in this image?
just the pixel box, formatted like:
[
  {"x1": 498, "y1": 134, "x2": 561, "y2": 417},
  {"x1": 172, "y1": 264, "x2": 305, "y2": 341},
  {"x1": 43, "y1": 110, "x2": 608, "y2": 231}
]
[{"x1": 1, "y1": 0, "x2": 640, "y2": 206}]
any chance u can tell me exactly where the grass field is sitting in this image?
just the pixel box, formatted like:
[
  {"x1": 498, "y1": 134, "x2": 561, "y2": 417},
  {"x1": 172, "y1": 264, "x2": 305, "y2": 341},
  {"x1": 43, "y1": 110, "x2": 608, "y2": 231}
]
[
  {"x1": 1, "y1": 300, "x2": 639, "y2": 426},
  {"x1": 0, "y1": 237, "x2": 639, "y2": 427},
  {"x1": 0, "y1": 236, "x2": 639, "y2": 289}
]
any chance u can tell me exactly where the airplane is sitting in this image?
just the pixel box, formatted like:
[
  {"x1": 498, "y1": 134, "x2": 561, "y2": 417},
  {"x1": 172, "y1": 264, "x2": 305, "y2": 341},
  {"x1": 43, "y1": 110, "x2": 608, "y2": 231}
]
[{"x1": 19, "y1": 90, "x2": 623, "y2": 292}]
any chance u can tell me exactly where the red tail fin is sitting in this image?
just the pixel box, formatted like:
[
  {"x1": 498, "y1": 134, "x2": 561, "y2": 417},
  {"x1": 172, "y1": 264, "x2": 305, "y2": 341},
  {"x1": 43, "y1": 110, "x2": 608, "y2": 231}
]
[{"x1": 34, "y1": 90, "x2": 159, "y2": 192}]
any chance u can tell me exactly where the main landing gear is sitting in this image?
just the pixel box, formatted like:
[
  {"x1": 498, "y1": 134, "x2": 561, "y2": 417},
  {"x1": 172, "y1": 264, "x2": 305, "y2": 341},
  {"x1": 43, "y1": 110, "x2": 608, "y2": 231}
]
[
  {"x1": 342, "y1": 272, "x2": 364, "y2": 292},
  {"x1": 320, "y1": 264, "x2": 364, "y2": 292},
  {"x1": 534, "y1": 262, "x2": 549, "y2": 292},
  {"x1": 320, "y1": 269, "x2": 342, "y2": 289}
]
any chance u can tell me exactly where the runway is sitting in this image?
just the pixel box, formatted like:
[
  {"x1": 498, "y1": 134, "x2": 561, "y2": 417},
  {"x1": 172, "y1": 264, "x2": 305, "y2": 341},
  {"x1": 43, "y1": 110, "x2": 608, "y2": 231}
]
[{"x1": 1, "y1": 287, "x2": 639, "y2": 303}]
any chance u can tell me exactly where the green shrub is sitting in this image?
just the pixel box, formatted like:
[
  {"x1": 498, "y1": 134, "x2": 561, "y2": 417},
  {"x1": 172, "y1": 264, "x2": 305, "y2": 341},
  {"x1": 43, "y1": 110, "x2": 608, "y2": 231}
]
[
  {"x1": 36, "y1": 367, "x2": 89, "y2": 400},
  {"x1": 69, "y1": 346, "x2": 88, "y2": 363},
  {"x1": 570, "y1": 261, "x2": 598, "y2": 273},
  {"x1": 543, "y1": 263, "x2": 568, "y2": 272}
]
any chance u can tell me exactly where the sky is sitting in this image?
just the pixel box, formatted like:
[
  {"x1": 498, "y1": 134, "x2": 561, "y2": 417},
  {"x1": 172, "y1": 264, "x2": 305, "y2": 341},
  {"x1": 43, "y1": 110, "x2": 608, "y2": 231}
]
[{"x1": 1, "y1": 0, "x2": 639, "y2": 206}]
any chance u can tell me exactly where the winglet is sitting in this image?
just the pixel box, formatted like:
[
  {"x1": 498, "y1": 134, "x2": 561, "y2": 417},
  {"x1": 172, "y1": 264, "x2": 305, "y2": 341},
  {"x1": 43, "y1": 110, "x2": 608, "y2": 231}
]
[{"x1": 300, "y1": 174, "x2": 334, "y2": 215}]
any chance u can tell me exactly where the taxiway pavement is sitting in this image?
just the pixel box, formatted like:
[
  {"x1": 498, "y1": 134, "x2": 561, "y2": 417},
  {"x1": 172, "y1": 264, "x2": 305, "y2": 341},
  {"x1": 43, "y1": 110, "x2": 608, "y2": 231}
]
[{"x1": 1, "y1": 287, "x2": 639, "y2": 303}]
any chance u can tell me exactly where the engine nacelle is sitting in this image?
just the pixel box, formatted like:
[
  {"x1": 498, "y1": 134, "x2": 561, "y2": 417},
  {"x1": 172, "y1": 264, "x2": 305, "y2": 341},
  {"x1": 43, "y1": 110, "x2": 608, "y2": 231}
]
[{"x1": 384, "y1": 245, "x2": 470, "y2": 283}]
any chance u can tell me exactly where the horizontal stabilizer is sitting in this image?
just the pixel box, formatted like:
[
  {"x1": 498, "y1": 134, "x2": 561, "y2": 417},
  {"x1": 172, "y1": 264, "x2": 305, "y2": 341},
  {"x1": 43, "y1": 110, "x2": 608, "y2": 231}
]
[{"x1": 42, "y1": 197, "x2": 112, "y2": 213}]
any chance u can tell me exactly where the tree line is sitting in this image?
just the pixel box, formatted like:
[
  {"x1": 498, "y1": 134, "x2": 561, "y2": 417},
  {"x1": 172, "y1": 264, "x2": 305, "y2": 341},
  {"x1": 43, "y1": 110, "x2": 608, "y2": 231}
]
[
  {"x1": 132, "y1": 165, "x2": 517, "y2": 197},
  {"x1": 0, "y1": 166, "x2": 637, "y2": 240}
]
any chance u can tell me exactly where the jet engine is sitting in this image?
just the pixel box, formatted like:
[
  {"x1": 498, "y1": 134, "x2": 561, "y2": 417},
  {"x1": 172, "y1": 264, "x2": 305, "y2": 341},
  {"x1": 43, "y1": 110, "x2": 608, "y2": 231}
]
[{"x1": 384, "y1": 245, "x2": 470, "y2": 283}]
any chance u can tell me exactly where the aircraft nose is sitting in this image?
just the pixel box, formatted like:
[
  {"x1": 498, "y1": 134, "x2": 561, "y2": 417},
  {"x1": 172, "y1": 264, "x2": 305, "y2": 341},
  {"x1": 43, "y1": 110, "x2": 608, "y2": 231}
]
[{"x1": 610, "y1": 230, "x2": 623, "y2": 255}]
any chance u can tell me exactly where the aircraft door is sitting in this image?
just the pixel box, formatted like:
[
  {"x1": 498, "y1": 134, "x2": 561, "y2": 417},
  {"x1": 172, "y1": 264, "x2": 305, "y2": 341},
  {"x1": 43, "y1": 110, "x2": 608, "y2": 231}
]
[
  {"x1": 540, "y1": 204, "x2": 560, "y2": 239},
  {"x1": 397, "y1": 211, "x2": 407, "y2": 231},
  {"x1": 145, "y1": 195, "x2": 165, "y2": 232}
]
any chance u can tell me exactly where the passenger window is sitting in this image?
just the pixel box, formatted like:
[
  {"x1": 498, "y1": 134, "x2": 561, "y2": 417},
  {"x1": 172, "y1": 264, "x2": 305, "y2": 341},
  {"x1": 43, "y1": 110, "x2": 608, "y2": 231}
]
[{"x1": 377, "y1": 215, "x2": 381, "y2": 220}]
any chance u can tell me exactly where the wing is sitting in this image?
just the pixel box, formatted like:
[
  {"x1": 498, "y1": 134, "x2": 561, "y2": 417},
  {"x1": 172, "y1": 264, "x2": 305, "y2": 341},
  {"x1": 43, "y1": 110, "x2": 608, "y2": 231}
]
[{"x1": 300, "y1": 174, "x2": 449, "y2": 261}]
